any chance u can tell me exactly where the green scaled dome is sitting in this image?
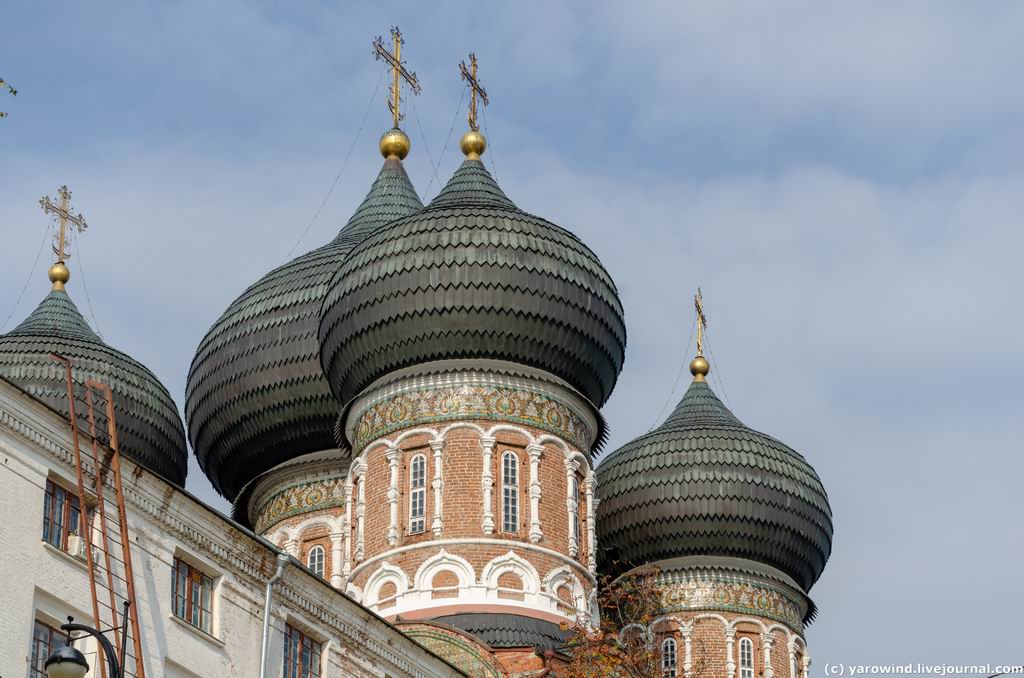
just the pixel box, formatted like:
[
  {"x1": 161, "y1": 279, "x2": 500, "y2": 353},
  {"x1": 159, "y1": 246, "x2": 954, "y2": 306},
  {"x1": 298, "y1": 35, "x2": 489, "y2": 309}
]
[
  {"x1": 0, "y1": 290, "x2": 188, "y2": 485},
  {"x1": 595, "y1": 379, "x2": 833, "y2": 592},
  {"x1": 318, "y1": 157, "x2": 627, "y2": 411},
  {"x1": 186, "y1": 157, "x2": 422, "y2": 500}
]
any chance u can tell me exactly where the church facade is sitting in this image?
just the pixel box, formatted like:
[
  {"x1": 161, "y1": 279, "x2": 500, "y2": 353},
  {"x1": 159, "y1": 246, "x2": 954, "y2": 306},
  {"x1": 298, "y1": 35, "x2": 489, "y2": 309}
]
[{"x1": 0, "y1": 34, "x2": 831, "y2": 678}]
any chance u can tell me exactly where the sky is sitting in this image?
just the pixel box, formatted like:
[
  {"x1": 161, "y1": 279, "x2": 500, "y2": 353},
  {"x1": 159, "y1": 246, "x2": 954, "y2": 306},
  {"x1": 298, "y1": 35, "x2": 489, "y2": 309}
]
[{"x1": 3, "y1": 1, "x2": 1023, "y2": 671}]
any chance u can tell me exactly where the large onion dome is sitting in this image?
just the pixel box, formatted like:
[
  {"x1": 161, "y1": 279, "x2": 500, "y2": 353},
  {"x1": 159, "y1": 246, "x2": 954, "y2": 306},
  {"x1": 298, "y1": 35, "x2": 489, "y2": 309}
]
[
  {"x1": 186, "y1": 141, "x2": 422, "y2": 499},
  {"x1": 595, "y1": 361, "x2": 833, "y2": 592},
  {"x1": 0, "y1": 280, "x2": 188, "y2": 485},
  {"x1": 319, "y1": 142, "x2": 626, "y2": 413}
]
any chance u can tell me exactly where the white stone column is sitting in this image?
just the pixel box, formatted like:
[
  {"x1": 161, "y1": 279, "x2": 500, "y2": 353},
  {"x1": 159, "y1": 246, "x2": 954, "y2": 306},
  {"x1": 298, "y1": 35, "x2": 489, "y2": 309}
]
[
  {"x1": 386, "y1": 447, "x2": 401, "y2": 546},
  {"x1": 480, "y1": 437, "x2": 496, "y2": 534},
  {"x1": 762, "y1": 633, "x2": 775, "y2": 678},
  {"x1": 527, "y1": 443, "x2": 544, "y2": 543},
  {"x1": 787, "y1": 639, "x2": 797, "y2": 678},
  {"x1": 801, "y1": 653, "x2": 811, "y2": 678},
  {"x1": 355, "y1": 460, "x2": 366, "y2": 562},
  {"x1": 565, "y1": 458, "x2": 580, "y2": 557},
  {"x1": 283, "y1": 538, "x2": 300, "y2": 558},
  {"x1": 430, "y1": 439, "x2": 444, "y2": 537},
  {"x1": 682, "y1": 625, "x2": 693, "y2": 678},
  {"x1": 343, "y1": 474, "x2": 354, "y2": 577},
  {"x1": 329, "y1": 532, "x2": 344, "y2": 588},
  {"x1": 584, "y1": 474, "x2": 597, "y2": 572},
  {"x1": 725, "y1": 628, "x2": 736, "y2": 678}
]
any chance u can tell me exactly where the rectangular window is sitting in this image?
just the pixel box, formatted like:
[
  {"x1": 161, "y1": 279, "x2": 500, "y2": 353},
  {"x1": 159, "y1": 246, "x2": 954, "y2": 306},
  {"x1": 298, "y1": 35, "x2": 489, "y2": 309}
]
[
  {"x1": 502, "y1": 451, "x2": 519, "y2": 533},
  {"x1": 30, "y1": 619, "x2": 62, "y2": 678},
  {"x1": 283, "y1": 624, "x2": 322, "y2": 678},
  {"x1": 171, "y1": 556, "x2": 214, "y2": 633},
  {"x1": 409, "y1": 454, "x2": 426, "y2": 534},
  {"x1": 42, "y1": 479, "x2": 83, "y2": 551}
]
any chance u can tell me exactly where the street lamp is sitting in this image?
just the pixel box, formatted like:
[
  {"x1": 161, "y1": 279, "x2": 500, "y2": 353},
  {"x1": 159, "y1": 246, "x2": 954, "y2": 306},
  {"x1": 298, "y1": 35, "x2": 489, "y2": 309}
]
[{"x1": 45, "y1": 601, "x2": 130, "y2": 678}]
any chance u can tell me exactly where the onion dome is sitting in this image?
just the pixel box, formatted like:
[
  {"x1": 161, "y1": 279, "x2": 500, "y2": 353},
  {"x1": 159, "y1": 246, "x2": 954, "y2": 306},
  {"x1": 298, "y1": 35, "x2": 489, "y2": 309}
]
[
  {"x1": 186, "y1": 135, "x2": 423, "y2": 500},
  {"x1": 595, "y1": 358, "x2": 833, "y2": 592},
  {"x1": 0, "y1": 270, "x2": 188, "y2": 485},
  {"x1": 319, "y1": 133, "x2": 626, "y2": 413}
]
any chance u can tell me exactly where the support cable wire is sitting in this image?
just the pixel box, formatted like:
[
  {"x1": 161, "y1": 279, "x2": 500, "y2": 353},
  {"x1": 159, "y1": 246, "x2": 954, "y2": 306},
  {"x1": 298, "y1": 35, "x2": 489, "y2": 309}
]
[
  {"x1": 282, "y1": 67, "x2": 386, "y2": 263},
  {"x1": 421, "y1": 87, "x2": 465, "y2": 201},
  {"x1": 1, "y1": 216, "x2": 53, "y2": 332},
  {"x1": 408, "y1": 92, "x2": 437, "y2": 204},
  {"x1": 647, "y1": 313, "x2": 697, "y2": 432},
  {"x1": 703, "y1": 328, "x2": 733, "y2": 411},
  {"x1": 71, "y1": 226, "x2": 103, "y2": 339},
  {"x1": 481, "y1": 103, "x2": 499, "y2": 183}
]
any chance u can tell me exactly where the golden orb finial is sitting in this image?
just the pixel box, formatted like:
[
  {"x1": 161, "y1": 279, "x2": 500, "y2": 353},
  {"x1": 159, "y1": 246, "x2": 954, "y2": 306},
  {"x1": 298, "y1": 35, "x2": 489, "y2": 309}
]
[
  {"x1": 690, "y1": 355, "x2": 710, "y2": 382},
  {"x1": 48, "y1": 262, "x2": 70, "y2": 291},
  {"x1": 460, "y1": 130, "x2": 487, "y2": 160},
  {"x1": 379, "y1": 128, "x2": 411, "y2": 160}
]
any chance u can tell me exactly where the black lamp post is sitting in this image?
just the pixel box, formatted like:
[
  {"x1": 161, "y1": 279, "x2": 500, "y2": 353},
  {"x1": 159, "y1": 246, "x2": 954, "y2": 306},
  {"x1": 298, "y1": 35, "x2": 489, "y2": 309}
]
[{"x1": 45, "y1": 601, "x2": 130, "y2": 678}]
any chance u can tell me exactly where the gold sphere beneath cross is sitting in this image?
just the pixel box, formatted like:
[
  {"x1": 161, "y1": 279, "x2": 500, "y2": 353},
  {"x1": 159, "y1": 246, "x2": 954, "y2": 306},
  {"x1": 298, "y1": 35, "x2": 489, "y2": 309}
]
[
  {"x1": 48, "y1": 262, "x2": 70, "y2": 289},
  {"x1": 379, "y1": 128, "x2": 411, "y2": 160},
  {"x1": 690, "y1": 355, "x2": 710, "y2": 381},
  {"x1": 460, "y1": 130, "x2": 487, "y2": 159}
]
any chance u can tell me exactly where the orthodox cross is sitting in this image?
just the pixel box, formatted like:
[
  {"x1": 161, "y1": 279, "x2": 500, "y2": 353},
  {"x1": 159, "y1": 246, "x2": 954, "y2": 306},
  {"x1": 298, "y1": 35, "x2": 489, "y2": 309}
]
[
  {"x1": 459, "y1": 53, "x2": 489, "y2": 132},
  {"x1": 39, "y1": 185, "x2": 88, "y2": 264},
  {"x1": 694, "y1": 288, "x2": 708, "y2": 356},
  {"x1": 373, "y1": 27, "x2": 421, "y2": 128}
]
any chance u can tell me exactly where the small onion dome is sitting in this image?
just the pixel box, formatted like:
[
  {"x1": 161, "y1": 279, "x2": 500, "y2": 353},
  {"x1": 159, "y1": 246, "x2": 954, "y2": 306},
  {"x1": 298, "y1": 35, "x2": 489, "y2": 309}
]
[
  {"x1": 0, "y1": 289, "x2": 188, "y2": 484},
  {"x1": 186, "y1": 157, "x2": 423, "y2": 499},
  {"x1": 595, "y1": 379, "x2": 833, "y2": 592},
  {"x1": 319, "y1": 156, "x2": 626, "y2": 413}
]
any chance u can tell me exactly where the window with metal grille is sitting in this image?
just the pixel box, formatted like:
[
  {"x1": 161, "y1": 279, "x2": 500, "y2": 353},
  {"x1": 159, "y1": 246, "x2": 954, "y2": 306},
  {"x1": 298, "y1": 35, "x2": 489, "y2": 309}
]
[
  {"x1": 283, "y1": 624, "x2": 322, "y2": 678},
  {"x1": 42, "y1": 479, "x2": 83, "y2": 551},
  {"x1": 502, "y1": 451, "x2": 519, "y2": 533},
  {"x1": 307, "y1": 545, "x2": 325, "y2": 578},
  {"x1": 172, "y1": 556, "x2": 214, "y2": 633},
  {"x1": 661, "y1": 637, "x2": 678, "y2": 678},
  {"x1": 739, "y1": 636, "x2": 755, "y2": 678},
  {"x1": 409, "y1": 454, "x2": 426, "y2": 534},
  {"x1": 30, "y1": 619, "x2": 64, "y2": 678}
]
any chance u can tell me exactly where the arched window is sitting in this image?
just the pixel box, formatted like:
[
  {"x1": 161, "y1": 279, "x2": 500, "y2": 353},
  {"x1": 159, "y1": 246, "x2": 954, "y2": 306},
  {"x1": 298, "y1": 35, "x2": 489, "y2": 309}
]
[
  {"x1": 409, "y1": 454, "x2": 426, "y2": 534},
  {"x1": 570, "y1": 474, "x2": 581, "y2": 548},
  {"x1": 739, "y1": 636, "x2": 755, "y2": 678},
  {"x1": 661, "y1": 637, "x2": 678, "y2": 677},
  {"x1": 306, "y1": 545, "x2": 325, "y2": 578},
  {"x1": 501, "y1": 451, "x2": 519, "y2": 533}
]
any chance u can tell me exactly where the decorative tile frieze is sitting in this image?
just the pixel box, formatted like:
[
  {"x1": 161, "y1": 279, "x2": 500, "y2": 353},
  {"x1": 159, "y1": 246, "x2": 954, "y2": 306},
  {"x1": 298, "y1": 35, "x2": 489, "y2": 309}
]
[
  {"x1": 657, "y1": 572, "x2": 805, "y2": 632},
  {"x1": 353, "y1": 383, "x2": 590, "y2": 452},
  {"x1": 253, "y1": 476, "x2": 347, "y2": 533}
]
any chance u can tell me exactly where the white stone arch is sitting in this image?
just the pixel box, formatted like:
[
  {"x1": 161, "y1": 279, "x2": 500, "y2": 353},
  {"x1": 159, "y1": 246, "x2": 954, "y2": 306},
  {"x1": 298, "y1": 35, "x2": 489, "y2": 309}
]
[
  {"x1": 729, "y1": 616, "x2": 769, "y2": 634},
  {"x1": 537, "y1": 434, "x2": 590, "y2": 472},
  {"x1": 484, "y1": 423, "x2": 537, "y2": 445},
  {"x1": 392, "y1": 427, "x2": 442, "y2": 449},
  {"x1": 363, "y1": 561, "x2": 410, "y2": 607},
  {"x1": 690, "y1": 612, "x2": 731, "y2": 630},
  {"x1": 438, "y1": 421, "x2": 487, "y2": 440},
  {"x1": 482, "y1": 551, "x2": 540, "y2": 594},
  {"x1": 765, "y1": 623, "x2": 793, "y2": 643},
  {"x1": 414, "y1": 549, "x2": 476, "y2": 591},
  {"x1": 544, "y1": 565, "x2": 587, "y2": 619},
  {"x1": 288, "y1": 514, "x2": 344, "y2": 542},
  {"x1": 345, "y1": 582, "x2": 362, "y2": 602},
  {"x1": 651, "y1": 615, "x2": 688, "y2": 634}
]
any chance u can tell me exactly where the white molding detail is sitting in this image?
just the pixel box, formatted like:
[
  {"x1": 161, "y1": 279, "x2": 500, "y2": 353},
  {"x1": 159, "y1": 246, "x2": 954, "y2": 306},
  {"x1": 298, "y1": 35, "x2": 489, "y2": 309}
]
[
  {"x1": 480, "y1": 436, "x2": 496, "y2": 534},
  {"x1": 565, "y1": 458, "x2": 580, "y2": 557},
  {"x1": 762, "y1": 633, "x2": 775, "y2": 678},
  {"x1": 527, "y1": 443, "x2": 544, "y2": 543},
  {"x1": 364, "y1": 561, "x2": 411, "y2": 607},
  {"x1": 584, "y1": 474, "x2": 596, "y2": 573},
  {"x1": 329, "y1": 532, "x2": 344, "y2": 588},
  {"x1": 682, "y1": 624, "x2": 694, "y2": 678},
  {"x1": 386, "y1": 446, "x2": 401, "y2": 546},
  {"x1": 544, "y1": 565, "x2": 587, "y2": 620},
  {"x1": 343, "y1": 476, "x2": 353, "y2": 576},
  {"x1": 726, "y1": 627, "x2": 737, "y2": 678},
  {"x1": 414, "y1": 549, "x2": 475, "y2": 591},
  {"x1": 482, "y1": 550, "x2": 540, "y2": 594},
  {"x1": 354, "y1": 460, "x2": 366, "y2": 562},
  {"x1": 430, "y1": 440, "x2": 444, "y2": 537}
]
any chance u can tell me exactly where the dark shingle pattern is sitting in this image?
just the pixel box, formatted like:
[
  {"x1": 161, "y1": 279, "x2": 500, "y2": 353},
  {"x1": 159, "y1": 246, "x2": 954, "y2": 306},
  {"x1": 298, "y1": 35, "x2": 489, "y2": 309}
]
[
  {"x1": 431, "y1": 613, "x2": 571, "y2": 651},
  {"x1": 0, "y1": 290, "x2": 188, "y2": 484},
  {"x1": 185, "y1": 159, "x2": 422, "y2": 499},
  {"x1": 319, "y1": 159, "x2": 626, "y2": 411},
  {"x1": 595, "y1": 380, "x2": 833, "y2": 592}
]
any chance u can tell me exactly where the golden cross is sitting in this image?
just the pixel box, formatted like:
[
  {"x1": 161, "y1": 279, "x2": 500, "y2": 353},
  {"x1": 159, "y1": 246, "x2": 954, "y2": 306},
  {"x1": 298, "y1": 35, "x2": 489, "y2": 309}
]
[
  {"x1": 373, "y1": 27, "x2": 421, "y2": 129},
  {"x1": 459, "y1": 53, "x2": 489, "y2": 132},
  {"x1": 694, "y1": 287, "x2": 708, "y2": 356},
  {"x1": 39, "y1": 185, "x2": 88, "y2": 264}
]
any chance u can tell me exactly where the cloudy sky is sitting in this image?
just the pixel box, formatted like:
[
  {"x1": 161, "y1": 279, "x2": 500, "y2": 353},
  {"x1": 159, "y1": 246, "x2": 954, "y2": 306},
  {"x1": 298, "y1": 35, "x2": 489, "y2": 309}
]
[{"x1": 3, "y1": 1, "x2": 1022, "y2": 670}]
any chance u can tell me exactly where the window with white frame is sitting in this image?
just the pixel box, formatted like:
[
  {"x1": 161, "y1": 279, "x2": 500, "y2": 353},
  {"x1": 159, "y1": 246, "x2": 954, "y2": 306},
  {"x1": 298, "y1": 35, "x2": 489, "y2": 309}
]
[
  {"x1": 307, "y1": 545, "x2": 325, "y2": 578},
  {"x1": 172, "y1": 556, "x2": 214, "y2": 634},
  {"x1": 409, "y1": 453, "x2": 426, "y2": 534},
  {"x1": 283, "y1": 623, "x2": 322, "y2": 678},
  {"x1": 502, "y1": 450, "x2": 519, "y2": 533},
  {"x1": 739, "y1": 636, "x2": 755, "y2": 678},
  {"x1": 30, "y1": 619, "x2": 65, "y2": 678},
  {"x1": 661, "y1": 636, "x2": 678, "y2": 678},
  {"x1": 42, "y1": 479, "x2": 84, "y2": 551}
]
